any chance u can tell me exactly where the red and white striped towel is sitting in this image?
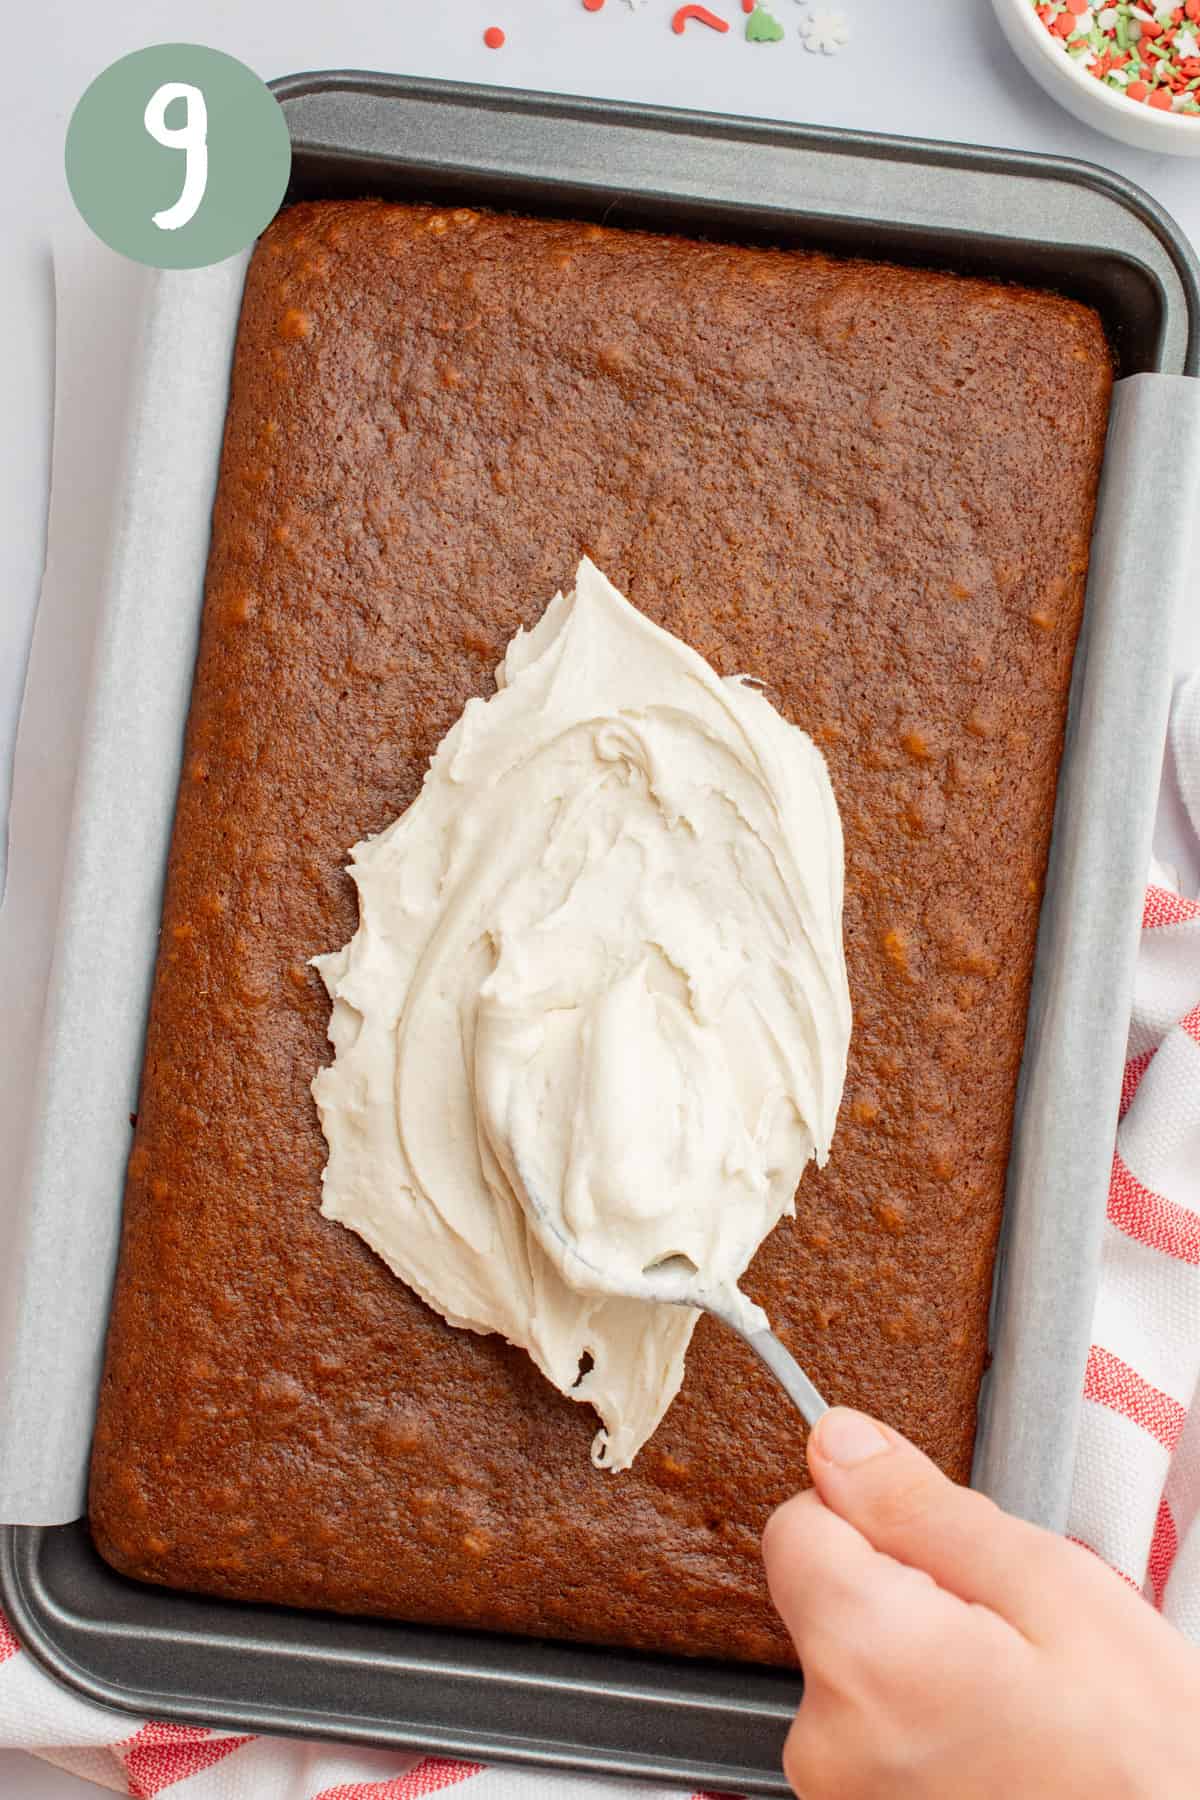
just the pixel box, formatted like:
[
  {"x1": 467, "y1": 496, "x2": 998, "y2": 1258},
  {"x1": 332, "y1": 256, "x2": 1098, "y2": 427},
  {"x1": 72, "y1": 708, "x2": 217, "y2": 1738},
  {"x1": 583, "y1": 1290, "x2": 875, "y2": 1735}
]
[
  {"x1": 1065, "y1": 674, "x2": 1200, "y2": 1636},
  {"x1": 1067, "y1": 881, "x2": 1200, "y2": 1629},
  {"x1": 3, "y1": 699, "x2": 1200, "y2": 1795}
]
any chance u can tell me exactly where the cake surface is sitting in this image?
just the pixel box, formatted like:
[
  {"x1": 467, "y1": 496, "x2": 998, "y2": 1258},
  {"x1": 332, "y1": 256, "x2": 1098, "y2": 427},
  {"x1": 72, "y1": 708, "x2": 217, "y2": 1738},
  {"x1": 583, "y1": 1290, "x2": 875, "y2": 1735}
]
[{"x1": 89, "y1": 199, "x2": 1112, "y2": 1666}]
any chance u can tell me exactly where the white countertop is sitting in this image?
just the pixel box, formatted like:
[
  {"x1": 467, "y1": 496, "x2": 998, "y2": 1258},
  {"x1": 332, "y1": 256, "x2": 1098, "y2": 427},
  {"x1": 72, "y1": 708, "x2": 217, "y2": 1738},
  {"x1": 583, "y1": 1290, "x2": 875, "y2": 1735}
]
[{"x1": 2, "y1": 0, "x2": 1199, "y2": 1791}]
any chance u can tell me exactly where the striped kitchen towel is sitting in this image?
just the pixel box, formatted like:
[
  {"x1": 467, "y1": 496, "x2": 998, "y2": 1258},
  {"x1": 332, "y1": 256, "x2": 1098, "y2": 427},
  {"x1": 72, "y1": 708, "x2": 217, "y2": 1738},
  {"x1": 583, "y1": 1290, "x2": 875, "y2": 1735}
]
[{"x1": 1066, "y1": 672, "x2": 1200, "y2": 1638}]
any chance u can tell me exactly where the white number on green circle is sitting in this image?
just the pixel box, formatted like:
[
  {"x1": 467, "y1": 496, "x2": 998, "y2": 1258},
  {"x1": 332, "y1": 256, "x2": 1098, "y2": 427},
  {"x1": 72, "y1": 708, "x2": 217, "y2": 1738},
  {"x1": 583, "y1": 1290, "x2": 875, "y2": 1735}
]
[{"x1": 143, "y1": 82, "x2": 208, "y2": 231}]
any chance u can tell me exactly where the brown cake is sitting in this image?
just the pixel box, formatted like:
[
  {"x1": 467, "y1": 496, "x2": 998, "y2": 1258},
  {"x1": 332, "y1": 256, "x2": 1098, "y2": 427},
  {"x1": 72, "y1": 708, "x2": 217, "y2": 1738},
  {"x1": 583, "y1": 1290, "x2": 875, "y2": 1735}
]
[{"x1": 88, "y1": 199, "x2": 1112, "y2": 1667}]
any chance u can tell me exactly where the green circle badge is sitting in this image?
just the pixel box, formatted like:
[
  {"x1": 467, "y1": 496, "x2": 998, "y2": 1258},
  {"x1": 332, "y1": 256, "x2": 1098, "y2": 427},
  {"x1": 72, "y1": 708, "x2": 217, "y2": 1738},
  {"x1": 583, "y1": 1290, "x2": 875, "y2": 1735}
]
[{"x1": 66, "y1": 44, "x2": 291, "y2": 269}]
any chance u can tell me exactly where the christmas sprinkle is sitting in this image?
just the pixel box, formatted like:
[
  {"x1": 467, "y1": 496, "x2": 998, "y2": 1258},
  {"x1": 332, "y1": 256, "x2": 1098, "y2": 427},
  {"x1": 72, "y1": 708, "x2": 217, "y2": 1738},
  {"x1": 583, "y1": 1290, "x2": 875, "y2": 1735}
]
[
  {"x1": 672, "y1": 3, "x2": 730, "y2": 31},
  {"x1": 801, "y1": 8, "x2": 851, "y2": 52},
  {"x1": 483, "y1": 24, "x2": 506, "y2": 46},
  {"x1": 746, "y1": 4, "x2": 785, "y2": 38},
  {"x1": 582, "y1": 0, "x2": 606, "y2": 11},
  {"x1": 1031, "y1": 2, "x2": 1200, "y2": 113}
]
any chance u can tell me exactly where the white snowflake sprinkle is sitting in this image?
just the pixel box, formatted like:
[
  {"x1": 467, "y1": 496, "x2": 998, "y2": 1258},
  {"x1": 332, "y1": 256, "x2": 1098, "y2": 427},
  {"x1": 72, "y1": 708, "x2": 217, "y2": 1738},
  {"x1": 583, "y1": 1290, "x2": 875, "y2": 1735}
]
[
  {"x1": 1177, "y1": 27, "x2": 1200, "y2": 55},
  {"x1": 1097, "y1": 5, "x2": 1118, "y2": 26},
  {"x1": 801, "y1": 8, "x2": 851, "y2": 52}
]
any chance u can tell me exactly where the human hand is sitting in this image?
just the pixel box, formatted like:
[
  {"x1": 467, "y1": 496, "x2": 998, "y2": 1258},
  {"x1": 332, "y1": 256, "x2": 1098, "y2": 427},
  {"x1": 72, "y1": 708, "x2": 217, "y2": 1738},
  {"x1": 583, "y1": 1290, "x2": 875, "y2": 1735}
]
[{"x1": 762, "y1": 1407, "x2": 1200, "y2": 1799}]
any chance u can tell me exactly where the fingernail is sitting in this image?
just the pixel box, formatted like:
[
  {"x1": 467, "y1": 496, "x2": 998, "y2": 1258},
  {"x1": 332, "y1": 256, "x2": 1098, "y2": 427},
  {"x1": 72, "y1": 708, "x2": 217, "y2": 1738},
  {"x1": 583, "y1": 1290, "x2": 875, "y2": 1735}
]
[{"x1": 814, "y1": 1408, "x2": 890, "y2": 1467}]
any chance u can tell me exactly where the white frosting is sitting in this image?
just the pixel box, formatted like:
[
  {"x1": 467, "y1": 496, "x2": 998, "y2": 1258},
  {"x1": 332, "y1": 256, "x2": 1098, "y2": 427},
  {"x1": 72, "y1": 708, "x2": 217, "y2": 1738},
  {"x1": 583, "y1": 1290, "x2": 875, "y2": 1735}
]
[{"x1": 312, "y1": 559, "x2": 851, "y2": 1470}]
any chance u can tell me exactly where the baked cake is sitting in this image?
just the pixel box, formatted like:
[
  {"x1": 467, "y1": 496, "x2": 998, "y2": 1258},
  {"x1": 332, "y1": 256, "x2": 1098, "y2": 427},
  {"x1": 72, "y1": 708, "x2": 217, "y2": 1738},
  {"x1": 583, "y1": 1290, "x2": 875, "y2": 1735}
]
[{"x1": 89, "y1": 200, "x2": 1112, "y2": 1665}]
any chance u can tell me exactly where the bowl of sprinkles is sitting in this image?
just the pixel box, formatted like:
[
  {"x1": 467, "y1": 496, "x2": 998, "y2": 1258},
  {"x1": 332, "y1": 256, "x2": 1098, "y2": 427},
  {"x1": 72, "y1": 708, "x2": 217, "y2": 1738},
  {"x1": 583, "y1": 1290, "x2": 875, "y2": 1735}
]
[{"x1": 993, "y1": 0, "x2": 1200, "y2": 151}]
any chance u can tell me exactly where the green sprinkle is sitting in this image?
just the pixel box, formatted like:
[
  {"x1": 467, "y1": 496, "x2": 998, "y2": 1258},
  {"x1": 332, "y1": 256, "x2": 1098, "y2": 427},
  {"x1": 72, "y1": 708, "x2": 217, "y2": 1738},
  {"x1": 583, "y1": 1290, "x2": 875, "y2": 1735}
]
[
  {"x1": 1032, "y1": 0, "x2": 1200, "y2": 112},
  {"x1": 745, "y1": 3, "x2": 784, "y2": 41}
]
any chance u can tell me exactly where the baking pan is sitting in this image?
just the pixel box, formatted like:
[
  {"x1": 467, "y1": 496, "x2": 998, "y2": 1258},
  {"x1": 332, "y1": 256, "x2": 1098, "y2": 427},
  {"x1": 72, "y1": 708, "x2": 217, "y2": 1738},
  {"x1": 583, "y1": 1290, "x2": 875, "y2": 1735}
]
[{"x1": 4, "y1": 73, "x2": 1200, "y2": 1793}]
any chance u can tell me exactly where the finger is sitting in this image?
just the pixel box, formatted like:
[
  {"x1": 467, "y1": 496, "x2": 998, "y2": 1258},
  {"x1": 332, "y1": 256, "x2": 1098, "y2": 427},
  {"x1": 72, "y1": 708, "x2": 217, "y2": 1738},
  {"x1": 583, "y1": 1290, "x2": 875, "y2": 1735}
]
[
  {"x1": 782, "y1": 1707, "x2": 841, "y2": 1800},
  {"x1": 762, "y1": 1489, "x2": 881, "y2": 1661},
  {"x1": 763, "y1": 1487, "x2": 957, "y2": 1668},
  {"x1": 805, "y1": 1407, "x2": 1095, "y2": 1639}
]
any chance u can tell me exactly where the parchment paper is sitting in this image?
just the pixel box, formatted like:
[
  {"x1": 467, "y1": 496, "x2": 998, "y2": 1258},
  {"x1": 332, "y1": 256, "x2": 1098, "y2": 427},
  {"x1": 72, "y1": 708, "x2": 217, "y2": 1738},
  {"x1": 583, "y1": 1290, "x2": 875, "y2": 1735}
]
[
  {"x1": 974, "y1": 373, "x2": 1200, "y2": 1525},
  {"x1": 0, "y1": 253, "x2": 248, "y2": 1523},
  {"x1": 1, "y1": 259, "x2": 1198, "y2": 1526}
]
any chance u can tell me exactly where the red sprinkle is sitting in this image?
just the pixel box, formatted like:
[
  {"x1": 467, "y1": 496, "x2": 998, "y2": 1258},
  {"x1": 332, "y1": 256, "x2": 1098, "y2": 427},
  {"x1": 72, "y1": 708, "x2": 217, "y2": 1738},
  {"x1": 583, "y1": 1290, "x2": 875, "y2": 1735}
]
[
  {"x1": 483, "y1": 24, "x2": 505, "y2": 47},
  {"x1": 742, "y1": 0, "x2": 755, "y2": 10},
  {"x1": 583, "y1": 0, "x2": 606, "y2": 10},
  {"x1": 1033, "y1": 0, "x2": 1200, "y2": 118},
  {"x1": 672, "y1": 3, "x2": 730, "y2": 31}
]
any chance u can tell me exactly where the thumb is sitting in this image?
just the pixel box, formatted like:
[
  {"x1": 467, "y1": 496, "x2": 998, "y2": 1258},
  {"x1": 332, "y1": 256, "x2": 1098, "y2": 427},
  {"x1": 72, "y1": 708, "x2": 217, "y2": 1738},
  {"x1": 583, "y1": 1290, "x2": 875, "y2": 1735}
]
[{"x1": 806, "y1": 1407, "x2": 1084, "y2": 1639}]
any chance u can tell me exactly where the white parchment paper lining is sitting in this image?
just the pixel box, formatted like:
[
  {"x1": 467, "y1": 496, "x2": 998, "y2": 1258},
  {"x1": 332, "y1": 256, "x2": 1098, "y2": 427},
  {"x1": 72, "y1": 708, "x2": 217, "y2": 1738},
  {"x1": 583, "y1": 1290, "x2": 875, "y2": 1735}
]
[
  {"x1": 1, "y1": 257, "x2": 1198, "y2": 1525},
  {"x1": 0, "y1": 256, "x2": 248, "y2": 1522}
]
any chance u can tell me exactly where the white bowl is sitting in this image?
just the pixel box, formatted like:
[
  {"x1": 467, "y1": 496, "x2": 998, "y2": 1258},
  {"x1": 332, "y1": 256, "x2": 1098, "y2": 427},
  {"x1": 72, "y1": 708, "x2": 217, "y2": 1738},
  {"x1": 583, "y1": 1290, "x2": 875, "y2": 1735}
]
[{"x1": 992, "y1": 0, "x2": 1200, "y2": 155}]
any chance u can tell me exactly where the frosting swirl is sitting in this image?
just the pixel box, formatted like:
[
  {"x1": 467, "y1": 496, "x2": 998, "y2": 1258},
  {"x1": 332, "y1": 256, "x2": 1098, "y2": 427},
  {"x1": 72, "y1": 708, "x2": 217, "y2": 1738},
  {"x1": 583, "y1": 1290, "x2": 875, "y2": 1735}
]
[{"x1": 313, "y1": 558, "x2": 851, "y2": 1469}]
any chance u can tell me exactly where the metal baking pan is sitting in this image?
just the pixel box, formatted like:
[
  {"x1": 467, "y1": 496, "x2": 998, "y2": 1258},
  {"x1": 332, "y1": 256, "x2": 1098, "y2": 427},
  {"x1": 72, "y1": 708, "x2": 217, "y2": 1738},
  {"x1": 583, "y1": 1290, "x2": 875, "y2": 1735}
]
[{"x1": 4, "y1": 72, "x2": 1199, "y2": 1794}]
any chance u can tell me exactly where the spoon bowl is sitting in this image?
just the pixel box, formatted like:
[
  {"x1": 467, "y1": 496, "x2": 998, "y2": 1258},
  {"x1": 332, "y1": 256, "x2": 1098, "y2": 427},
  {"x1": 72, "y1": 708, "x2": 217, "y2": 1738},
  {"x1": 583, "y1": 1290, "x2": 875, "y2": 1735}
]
[{"x1": 513, "y1": 1152, "x2": 829, "y2": 1429}]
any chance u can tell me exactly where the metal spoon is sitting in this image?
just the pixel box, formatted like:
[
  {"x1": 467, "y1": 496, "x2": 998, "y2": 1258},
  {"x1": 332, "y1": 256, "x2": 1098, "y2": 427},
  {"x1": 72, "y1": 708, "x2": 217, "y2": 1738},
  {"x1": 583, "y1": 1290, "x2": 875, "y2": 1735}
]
[{"x1": 513, "y1": 1154, "x2": 829, "y2": 1429}]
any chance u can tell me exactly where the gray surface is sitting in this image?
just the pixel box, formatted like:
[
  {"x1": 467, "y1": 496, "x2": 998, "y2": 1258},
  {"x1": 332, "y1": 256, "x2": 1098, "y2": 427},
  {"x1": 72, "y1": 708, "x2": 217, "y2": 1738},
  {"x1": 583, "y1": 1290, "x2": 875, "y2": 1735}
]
[{"x1": 1, "y1": 75, "x2": 1199, "y2": 1795}]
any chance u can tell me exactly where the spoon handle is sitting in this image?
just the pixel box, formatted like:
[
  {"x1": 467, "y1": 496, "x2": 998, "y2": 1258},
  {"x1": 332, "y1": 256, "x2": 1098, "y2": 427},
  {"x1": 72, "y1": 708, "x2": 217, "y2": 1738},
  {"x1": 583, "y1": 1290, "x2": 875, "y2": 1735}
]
[{"x1": 741, "y1": 1326, "x2": 829, "y2": 1430}]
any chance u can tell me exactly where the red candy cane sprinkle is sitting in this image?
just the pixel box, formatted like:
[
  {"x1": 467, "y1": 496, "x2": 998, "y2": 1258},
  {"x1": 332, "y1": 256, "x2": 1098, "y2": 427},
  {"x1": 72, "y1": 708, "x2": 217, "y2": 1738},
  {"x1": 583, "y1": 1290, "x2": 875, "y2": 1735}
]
[
  {"x1": 1029, "y1": 2, "x2": 1200, "y2": 116},
  {"x1": 672, "y1": 3, "x2": 730, "y2": 31}
]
